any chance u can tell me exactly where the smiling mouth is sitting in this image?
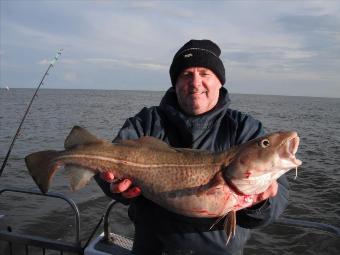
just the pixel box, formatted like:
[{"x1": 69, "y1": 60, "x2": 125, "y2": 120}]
[{"x1": 189, "y1": 90, "x2": 207, "y2": 96}]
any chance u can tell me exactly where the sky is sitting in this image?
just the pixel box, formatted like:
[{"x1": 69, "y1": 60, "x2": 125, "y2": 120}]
[{"x1": 1, "y1": 0, "x2": 340, "y2": 98}]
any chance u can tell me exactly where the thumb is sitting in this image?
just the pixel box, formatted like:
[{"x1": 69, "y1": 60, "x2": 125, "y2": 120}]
[{"x1": 100, "y1": 172, "x2": 115, "y2": 182}]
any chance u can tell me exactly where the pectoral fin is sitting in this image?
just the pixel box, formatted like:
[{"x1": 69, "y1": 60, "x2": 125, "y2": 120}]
[
  {"x1": 224, "y1": 211, "x2": 236, "y2": 244},
  {"x1": 64, "y1": 165, "x2": 96, "y2": 191},
  {"x1": 209, "y1": 210, "x2": 236, "y2": 244}
]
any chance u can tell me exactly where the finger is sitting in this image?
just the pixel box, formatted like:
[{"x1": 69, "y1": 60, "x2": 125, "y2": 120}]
[
  {"x1": 269, "y1": 181, "x2": 279, "y2": 197},
  {"x1": 251, "y1": 193, "x2": 264, "y2": 205},
  {"x1": 122, "y1": 186, "x2": 142, "y2": 199},
  {"x1": 111, "y1": 179, "x2": 133, "y2": 193},
  {"x1": 266, "y1": 181, "x2": 278, "y2": 197},
  {"x1": 100, "y1": 172, "x2": 115, "y2": 182},
  {"x1": 253, "y1": 181, "x2": 279, "y2": 204}
]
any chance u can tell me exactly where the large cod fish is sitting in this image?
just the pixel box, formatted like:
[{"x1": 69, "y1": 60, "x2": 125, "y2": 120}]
[{"x1": 25, "y1": 126, "x2": 301, "y2": 242}]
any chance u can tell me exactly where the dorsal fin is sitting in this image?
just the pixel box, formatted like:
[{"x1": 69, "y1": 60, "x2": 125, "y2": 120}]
[
  {"x1": 64, "y1": 126, "x2": 103, "y2": 149},
  {"x1": 118, "y1": 136, "x2": 176, "y2": 152}
]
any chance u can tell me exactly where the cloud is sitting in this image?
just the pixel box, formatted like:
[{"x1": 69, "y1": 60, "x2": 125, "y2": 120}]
[
  {"x1": 37, "y1": 56, "x2": 168, "y2": 72},
  {"x1": 3, "y1": 22, "x2": 72, "y2": 52},
  {"x1": 277, "y1": 13, "x2": 340, "y2": 47},
  {"x1": 63, "y1": 72, "x2": 77, "y2": 82},
  {"x1": 60, "y1": 59, "x2": 80, "y2": 65},
  {"x1": 276, "y1": 13, "x2": 340, "y2": 74},
  {"x1": 83, "y1": 58, "x2": 167, "y2": 71},
  {"x1": 1, "y1": 0, "x2": 340, "y2": 97},
  {"x1": 83, "y1": 58, "x2": 119, "y2": 65},
  {"x1": 38, "y1": 59, "x2": 52, "y2": 65},
  {"x1": 132, "y1": 63, "x2": 166, "y2": 71},
  {"x1": 222, "y1": 43, "x2": 316, "y2": 75}
]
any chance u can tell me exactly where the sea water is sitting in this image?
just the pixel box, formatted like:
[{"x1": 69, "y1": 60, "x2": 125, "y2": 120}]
[{"x1": 0, "y1": 89, "x2": 339, "y2": 254}]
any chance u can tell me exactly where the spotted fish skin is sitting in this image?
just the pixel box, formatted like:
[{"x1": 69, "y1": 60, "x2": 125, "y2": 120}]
[{"x1": 25, "y1": 126, "x2": 301, "y2": 241}]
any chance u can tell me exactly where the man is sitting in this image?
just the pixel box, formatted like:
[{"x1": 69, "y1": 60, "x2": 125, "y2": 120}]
[{"x1": 95, "y1": 39, "x2": 289, "y2": 254}]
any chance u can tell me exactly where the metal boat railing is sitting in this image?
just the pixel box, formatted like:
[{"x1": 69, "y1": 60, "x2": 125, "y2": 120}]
[
  {"x1": 83, "y1": 200, "x2": 133, "y2": 254},
  {"x1": 0, "y1": 188, "x2": 133, "y2": 255},
  {"x1": 1, "y1": 187, "x2": 339, "y2": 255},
  {"x1": 0, "y1": 187, "x2": 82, "y2": 255}
]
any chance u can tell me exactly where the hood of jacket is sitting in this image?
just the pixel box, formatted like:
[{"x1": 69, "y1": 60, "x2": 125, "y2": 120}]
[{"x1": 159, "y1": 87, "x2": 231, "y2": 149}]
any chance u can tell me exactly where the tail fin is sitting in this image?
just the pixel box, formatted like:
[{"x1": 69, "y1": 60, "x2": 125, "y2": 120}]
[{"x1": 25, "y1": 150, "x2": 60, "y2": 193}]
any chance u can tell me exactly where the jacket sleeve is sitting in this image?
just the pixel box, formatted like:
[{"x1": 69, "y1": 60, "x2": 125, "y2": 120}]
[
  {"x1": 233, "y1": 112, "x2": 290, "y2": 228},
  {"x1": 94, "y1": 108, "x2": 150, "y2": 204}
]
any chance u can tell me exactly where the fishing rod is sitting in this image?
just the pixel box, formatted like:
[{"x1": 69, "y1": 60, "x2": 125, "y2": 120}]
[{"x1": 0, "y1": 49, "x2": 63, "y2": 177}]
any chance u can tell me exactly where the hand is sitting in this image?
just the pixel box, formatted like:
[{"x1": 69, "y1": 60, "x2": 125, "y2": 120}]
[
  {"x1": 251, "y1": 181, "x2": 278, "y2": 206},
  {"x1": 100, "y1": 172, "x2": 141, "y2": 198}
]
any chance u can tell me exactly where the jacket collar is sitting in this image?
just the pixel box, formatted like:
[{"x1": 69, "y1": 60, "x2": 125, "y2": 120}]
[{"x1": 159, "y1": 87, "x2": 231, "y2": 147}]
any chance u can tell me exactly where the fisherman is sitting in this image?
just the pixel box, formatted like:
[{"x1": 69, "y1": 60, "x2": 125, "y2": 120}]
[{"x1": 95, "y1": 39, "x2": 289, "y2": 255}]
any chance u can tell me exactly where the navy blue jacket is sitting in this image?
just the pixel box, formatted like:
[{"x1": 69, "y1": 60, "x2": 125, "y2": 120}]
[{"x1": 95, "y1": 87, "x2": 289, "y2": 254}]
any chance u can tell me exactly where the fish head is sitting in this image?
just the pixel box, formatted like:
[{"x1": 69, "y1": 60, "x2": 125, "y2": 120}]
[{"x1": 224, "y1": 131, "x2": 302, "y2": 195}]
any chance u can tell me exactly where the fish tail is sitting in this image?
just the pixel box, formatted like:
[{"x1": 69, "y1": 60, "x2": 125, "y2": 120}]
[{"x1": 25, "y1": 150, "x2": 60, "y2": 193}]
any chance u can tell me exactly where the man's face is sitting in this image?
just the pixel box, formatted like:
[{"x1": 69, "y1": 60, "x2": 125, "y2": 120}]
[{"x1": 175, "y1": 67, "x2": 222, "y2": 115}]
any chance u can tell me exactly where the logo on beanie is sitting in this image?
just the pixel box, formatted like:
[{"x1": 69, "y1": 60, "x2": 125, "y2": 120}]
[{"x1": 184, "y1": 53, "x2": 193, "y2": 58}]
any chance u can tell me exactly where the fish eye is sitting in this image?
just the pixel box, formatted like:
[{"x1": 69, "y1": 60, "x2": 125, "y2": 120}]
[{"x1": 258, "y1": 139, "x2": 270, "y2": 148}]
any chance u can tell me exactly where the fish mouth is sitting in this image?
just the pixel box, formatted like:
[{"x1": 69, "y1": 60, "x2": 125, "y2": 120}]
[{"x1": 281, "y1": 132, "x2": 302, "y2": 166}]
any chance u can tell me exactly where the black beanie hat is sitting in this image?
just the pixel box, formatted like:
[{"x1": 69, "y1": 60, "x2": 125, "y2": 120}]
[{"x1": 169, "y1": 39, "x2": 225, "y2": 86}]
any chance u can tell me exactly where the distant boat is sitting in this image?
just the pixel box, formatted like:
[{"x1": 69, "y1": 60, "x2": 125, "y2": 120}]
[{"x1": 5, "y1": 86, "x2": 9, "y2": 91}]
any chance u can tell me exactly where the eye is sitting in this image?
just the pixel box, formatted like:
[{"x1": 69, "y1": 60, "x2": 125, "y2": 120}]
[
  {"x1": 258, "y1": 139, "x2": 270, "y2": 148},
  {"x1": 200, "y1": 72, "x2": 210, "y2": 77},
  {"x1": 181, "y1": 71, "x2": 193, "y2": 79}
]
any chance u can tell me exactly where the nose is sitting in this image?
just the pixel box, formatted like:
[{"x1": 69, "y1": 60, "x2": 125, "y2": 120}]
[{"x1": 190, "y1": 71, "x2": 202, "y2": 88}]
